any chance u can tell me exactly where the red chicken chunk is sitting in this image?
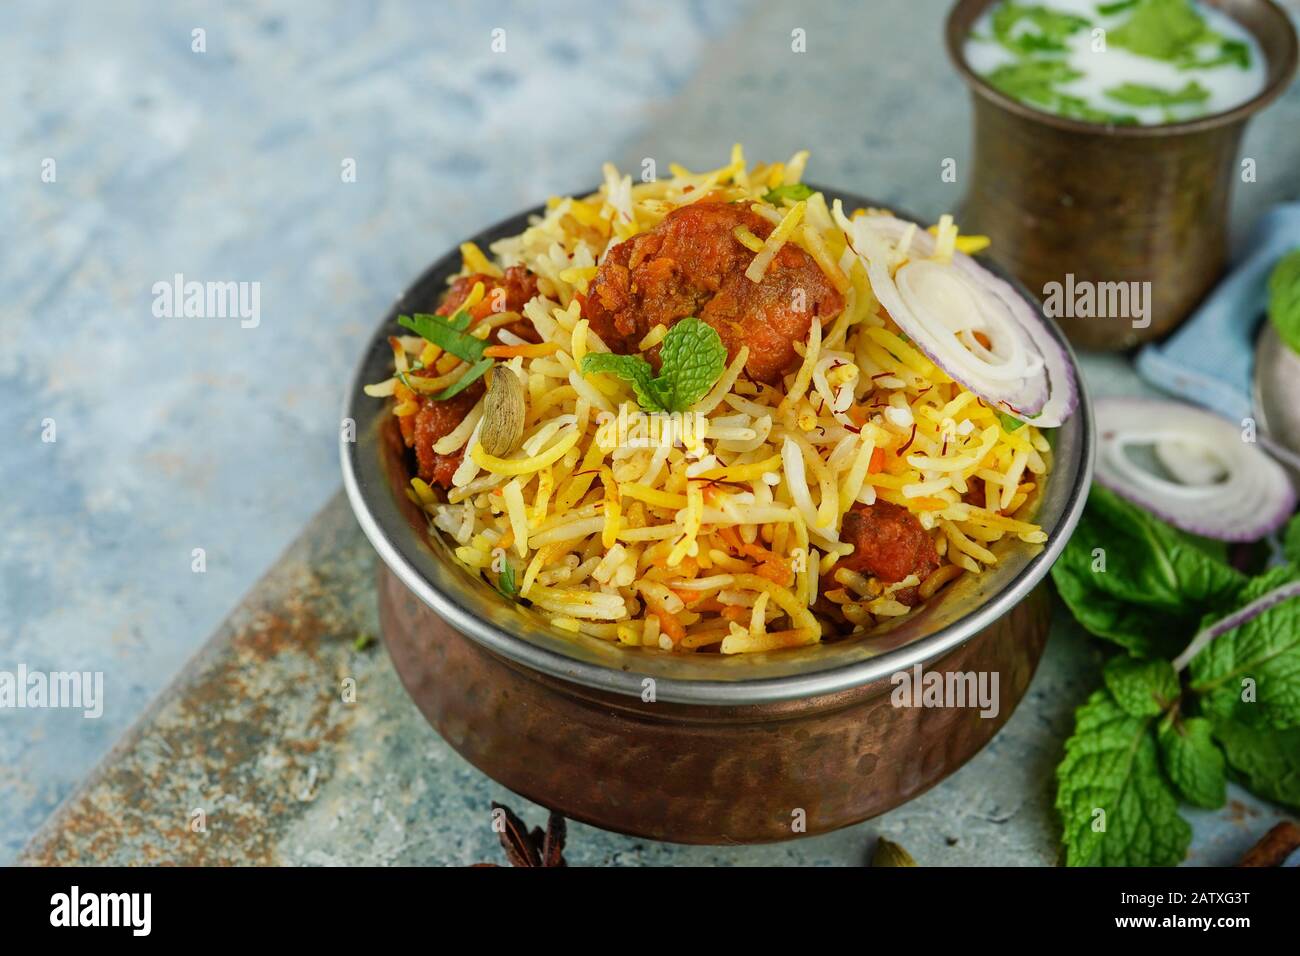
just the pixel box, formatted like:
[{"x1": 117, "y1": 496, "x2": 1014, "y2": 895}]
[
  {"x1": 583, "y1": 200, "x2": 843, "y2": 383},
  {"x1": 437, "y1": 265, "x2": 541, "y2": 344},
  {"x1": 836, "y1": 501, "x2": 942, "y2": 607},
  {"x1": 411, "y1": 376, "x2": 484, "y2": 489},
  {"x1": 401, "y1": 265, "x2": 541, "y2": 489},
  {"x1": 437, "y1": 265, "x2": 539, "y2": 321}
]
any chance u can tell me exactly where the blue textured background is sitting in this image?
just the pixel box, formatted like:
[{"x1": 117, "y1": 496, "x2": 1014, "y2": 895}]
[{"x1": 2, "y1": 0, "x2": 1298, "y2": 864}]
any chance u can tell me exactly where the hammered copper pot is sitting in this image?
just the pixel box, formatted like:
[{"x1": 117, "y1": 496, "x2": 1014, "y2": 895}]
[
  {"x1": 342, "y1": 192, "x2": 1094, "y2": 845},
  {"x1": 948, "y1": 0, "x2": 1298, "y2": 352}
]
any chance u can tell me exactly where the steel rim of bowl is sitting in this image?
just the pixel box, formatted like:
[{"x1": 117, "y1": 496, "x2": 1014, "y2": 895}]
[
  {"x1": 945, "y1": 0, "x2": 1299, "y2": 139},
  {"x1": 341, "y1": 190, "x2": 1096, "y2": 706}
]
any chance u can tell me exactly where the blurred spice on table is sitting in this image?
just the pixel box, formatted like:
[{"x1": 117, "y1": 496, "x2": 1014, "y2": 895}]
[
  {"x1": 475, "y1": 802, "x2": 567, "y2": 868},
  {"x1": 1237, "y1": 821, "x2": 1300, "y2": 867}
]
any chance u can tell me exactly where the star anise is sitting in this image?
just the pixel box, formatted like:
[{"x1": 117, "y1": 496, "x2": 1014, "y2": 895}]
[{"x1": 475, "y1": 801, "x2": 567, "y2": 867}]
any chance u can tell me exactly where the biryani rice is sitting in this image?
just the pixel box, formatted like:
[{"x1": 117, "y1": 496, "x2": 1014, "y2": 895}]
[{"x1": 367, "y1": 147, "x2": 1053, "y2": 655}]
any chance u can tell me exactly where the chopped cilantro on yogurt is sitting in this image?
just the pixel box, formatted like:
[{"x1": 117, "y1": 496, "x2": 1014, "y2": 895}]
[{"x1": 965, "y1": 0, "x2": 1267, "y2": 126}]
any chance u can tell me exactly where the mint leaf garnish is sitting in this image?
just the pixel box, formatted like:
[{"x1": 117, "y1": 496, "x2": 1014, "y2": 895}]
[
  {"x1": 398, "y1": 310, "x2": 488, "y2": 365},
  {"x1": 1189, "y1": 564, "x2": 1300, "y2": 730},
  {"x1": 762, "y1": 183, "x2": 814, "y2": 206},
  {"x1": 444, "y1": 305, "x2": 472, "y2": 331},
  {"x1": 1104, "y1": 656, "x2": 1179, "y2": 717},
  {"x1": 1158, "y1": 716, "x2": 1226, "y2": 809},
  {"x1": 1212, "y1": 718, "x2": 1300, "y2": 810},
  {"x1": 580, "y1": 317, "x2": 727, "y2": 413},
  {"x1": 1052, "y1": 480, "x2": 1300, "y2": 865},
  {"x1": 580, "y1": 352, "x2": 668, "y2": 412},
  {"x1": 655, "y1": 317, "x2": 728, "y2": 410},
  {"x1": 1049, "y1": 486, "x2": 1248, "y2": 659},
  {"x1": 398, "y1": 309, "x2": 495, "y2": 401},
  {"x1": 433, "y1": 356, "x2": 494, "y2": 401},
  {"x1": 1056, "y1": 690, "x2": 1192, "y2": 866},
  {"x1": 395, "y1": 359, "x2": 425, "y2": 391},
  {"x1": 1284, "y1": 512, "x2": 1300, "y2": 566}
]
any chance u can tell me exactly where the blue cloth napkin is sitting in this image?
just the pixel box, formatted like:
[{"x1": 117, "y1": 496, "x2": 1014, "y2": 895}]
[{"x1": 1136, "y1": 203, "x2": 1300, "y2": 421}]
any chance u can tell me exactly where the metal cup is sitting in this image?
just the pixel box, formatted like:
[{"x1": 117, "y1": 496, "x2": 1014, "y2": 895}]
[{"x1": 947, "y1": 0, "x2": 1298, "y2": 352}]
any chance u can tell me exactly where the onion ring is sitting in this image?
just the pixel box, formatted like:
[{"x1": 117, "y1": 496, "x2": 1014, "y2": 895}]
[
  {"x1": 1094, "y1": 397, "x2": 1296, "y2": 542},
  {"x1": 834, "y1": 207, "x2": 1077, "y2": 427}
]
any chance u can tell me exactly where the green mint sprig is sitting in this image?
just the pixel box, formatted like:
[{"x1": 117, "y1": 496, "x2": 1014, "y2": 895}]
[
  {"x1": 1055, "y1": 689, "x2": 1191, "y2": 866},
  {"x1": 1051, "y1": 486, "x2": 1300, "y2": 865},
  {"x1": 580, "y1": 317, "x2": 728, "y2": 413}
]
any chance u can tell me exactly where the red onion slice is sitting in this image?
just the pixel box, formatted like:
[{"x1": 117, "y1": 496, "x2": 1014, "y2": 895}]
[
  {"x1": 835, "y1": 209, "x2": 1077, "y2": 427},
  {"x1": 1095, "y1": 397, "x2": 1297, "y2": 542}
]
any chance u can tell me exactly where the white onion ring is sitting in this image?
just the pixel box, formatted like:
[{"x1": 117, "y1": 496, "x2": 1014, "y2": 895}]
[
  {"x1": 835, "y1": 208, "x2": 1077, "y2": 427},
  {"x1": 1095, "y1": 397, "x2": 1296, "y2": 541}
]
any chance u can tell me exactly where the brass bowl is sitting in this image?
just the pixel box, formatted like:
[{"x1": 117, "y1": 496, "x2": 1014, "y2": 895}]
[
  {"x1": 947, "y1": 0, "x2": 1298, "y2": 352},
  {"x1": 341, "y1": 190, "x2": 1095, "y2": 844}
]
